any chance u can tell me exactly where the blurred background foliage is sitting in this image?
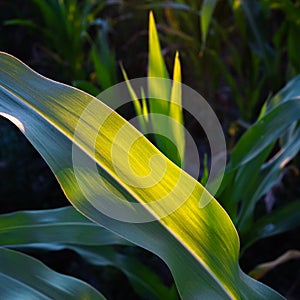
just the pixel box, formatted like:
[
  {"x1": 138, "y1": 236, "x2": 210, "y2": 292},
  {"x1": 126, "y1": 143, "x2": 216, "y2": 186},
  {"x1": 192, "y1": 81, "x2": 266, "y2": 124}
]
[{"x1": 0, "y1": 0, "x2": 300, "y2": 299}]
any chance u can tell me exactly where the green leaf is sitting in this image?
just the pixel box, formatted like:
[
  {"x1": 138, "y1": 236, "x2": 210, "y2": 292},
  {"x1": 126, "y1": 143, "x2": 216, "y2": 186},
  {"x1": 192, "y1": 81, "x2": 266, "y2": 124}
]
[
  {"x1": 90, "y1": 40, "x2": 117, "y2": 90},
  {"x1": 268, "y1": 74, "x2": 300, "y2": 109},
  {"x1": 120, "y1": 66, "x2": 149, "y2": 133},
  {"x1": 148, "y1": 11, "x2": 170, "y2": 81},
  {"x1": 16, "y1": 244, "x2": 178, "y2": 300},
  {"x1": 0, "y1": 247, "x2": 106, "y2": 299},
  {"x1": 147, "y1": 10, "x2": 171, "y2": 123},
  {"x1": 218, "y1": 73, "x2": 300, "y2": 244},
  {"x1": 72, "y1": 80, "x2": 101, "y2": 96},
  {"x1": 147, "y1": 13, "x2": 184, "y2": 166},
  {"x1": 122, "y1": 13, "x2": 184, "y2": 167},
  {"x1": 67, "y1": 245, "x2": 178, "y2": 300},
  {"x1": 241, "y1": 200, "x2": 300, "y2": 252},
  {"x1": 66, "y1": 245, "x2": 179, "y2": 300},
  {"x1": 201, "y1": 0, "x2": 217, "y2": 48},
  {"x1": 220, "y1": 99, "x2": 300, "y2": 230},
  {"x1": 229, "y1": 99, "x2": 300, "y2": 170},
  {"x1": 240, "y1": 0, "x2": 275, "y2": 76},
  {"x1": 0, "y1": 52, "x2": 283, "y2": 299},
  {"x1": 0, "y1": 206, "x2": 174, "y2": 299},
  {"x1": 0, "y1": 206, "x2": 130, "y2": 247},
  {"x1": 169, "y1": 51, "x2": 184, "y2": 163}
]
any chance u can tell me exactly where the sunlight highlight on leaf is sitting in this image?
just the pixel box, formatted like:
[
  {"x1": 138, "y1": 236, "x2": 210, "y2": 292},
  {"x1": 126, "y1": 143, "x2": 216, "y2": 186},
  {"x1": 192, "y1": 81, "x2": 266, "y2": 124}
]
[{"x1": 0, "y1": 112, "x2": 25, "y2": 133}]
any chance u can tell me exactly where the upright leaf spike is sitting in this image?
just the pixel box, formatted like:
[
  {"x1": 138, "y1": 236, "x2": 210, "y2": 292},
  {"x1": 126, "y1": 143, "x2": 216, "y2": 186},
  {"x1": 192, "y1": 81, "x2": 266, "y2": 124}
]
[
  {"x1": 170, "y1": 51, "x2": 185, "y2": 166},
  {"x1": 201, "y1": 0, "x2": 217, "y2": 50},
  {"x1": 148, "y1": 11, "x2": 169, "y2": 80},
  {"x1": 121, "y1": 65, "x2": 149, "y2": 133}
]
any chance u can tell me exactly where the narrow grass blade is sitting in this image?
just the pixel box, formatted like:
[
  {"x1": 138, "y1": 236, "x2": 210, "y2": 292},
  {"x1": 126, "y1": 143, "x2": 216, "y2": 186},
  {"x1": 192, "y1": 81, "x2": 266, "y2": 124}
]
[{"x1": 201, "y1": 0, "x2": 217, "y2": 48}]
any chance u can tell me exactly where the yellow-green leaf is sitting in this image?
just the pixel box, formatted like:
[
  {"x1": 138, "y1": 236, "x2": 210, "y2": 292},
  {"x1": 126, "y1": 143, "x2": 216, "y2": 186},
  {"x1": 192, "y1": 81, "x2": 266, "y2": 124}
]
[{"x1": 0, "y1": 52, "x2": 284, "y2": 299}]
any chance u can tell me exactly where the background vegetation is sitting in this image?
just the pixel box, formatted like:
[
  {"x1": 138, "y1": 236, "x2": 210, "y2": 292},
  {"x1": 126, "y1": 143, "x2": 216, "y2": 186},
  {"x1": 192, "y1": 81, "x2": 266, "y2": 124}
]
[{"x1": 0, "y1": 0, "x2": 300, "y2": 299}]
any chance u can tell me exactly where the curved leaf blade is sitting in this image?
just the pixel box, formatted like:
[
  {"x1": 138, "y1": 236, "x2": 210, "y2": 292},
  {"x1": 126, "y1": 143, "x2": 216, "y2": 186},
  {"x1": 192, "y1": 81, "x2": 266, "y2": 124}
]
[
  {"x1": 1, "y1": 206, "x2": 171, "y2": 299},
  {"x1": 0, "y1": 206, "x2": 131, "y2": 247},
  {"x1": 0, "y1": 247, "x2": 106, "y2": 299},
  {"x1": 0, "y1": 52, "x2": 283, "y2": 299},
  {"x1": 241, "y1": 200, "x2": 300, "y2": 251},
  {"x1": 15, "y1": 244, "x2": 178, "y2": 300}
]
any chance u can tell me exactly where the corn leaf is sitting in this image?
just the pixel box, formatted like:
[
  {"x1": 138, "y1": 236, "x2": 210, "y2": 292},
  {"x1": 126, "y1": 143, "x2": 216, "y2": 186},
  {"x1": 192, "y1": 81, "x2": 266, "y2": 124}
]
[
  {"x1": 240, "y1": 0, "x2": 274, "y2": 76},
  {"x1": 63, "y1": 245, "x2": 179, "y2": 300},
  {"x1": 0, "y1": 247, "x2": 106, "y2": 299},
  {"x1": 0, "y1": 52, "x2": 284, "y2": 299},
  {"x1": 147, "y1": 12, "x2": 184, "y2": 166},
  {"x1": 0, "y1": 206, "x2": 130, "y2": 247},
  {"x1": 0, "y1": 207, "x2": 174, "y2": 299},
  {"x1": 120, "y1": 66, "x2": 149, "y2": 133},
  {"x1": 148, "y1": 11, "x2": 170, "y2": 81},
  {"x1": 241, "y1": 200, "x2": 300, "y2": 252},
  {"x1": 169, "y1": 51, "x2": 184, "y2": 163},
  {"x1": 147, "y1": 11, "x2": 172, "y2": 157},
  {"x1": 15, "y1": 243, "x2": 178, "y2": 300},
  {"x1": 201, "y1": 0, "x2": 217, "y2": 48}
]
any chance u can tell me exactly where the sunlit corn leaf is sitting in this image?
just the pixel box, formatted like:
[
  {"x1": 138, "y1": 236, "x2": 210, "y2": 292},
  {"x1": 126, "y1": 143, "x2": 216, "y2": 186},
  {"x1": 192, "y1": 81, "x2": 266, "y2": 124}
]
[
  {"x1": 0, "y1": 52, "x2": 284, "y2": 299},
  {"x1": 148, "y1": 12, "x2": 184, "y2": 167},
  {"x1": 169, "y1": 51, "x2": 184, "y2": 165},
  {"x1": 120, "y1": 66, "x2": 149, "y2": 133},
  {"x1": 0, "y1": 247, "x2": 106, "y2": 299},
  {"x1": 122, "y1": 12, "x2": 184, "y2": 167},
  {"x1": 148, "y1": 11, "x2": 170, "y2": 81},
  {"x1": 148, "y1": 11, "x2": 171, "y2": 119}
]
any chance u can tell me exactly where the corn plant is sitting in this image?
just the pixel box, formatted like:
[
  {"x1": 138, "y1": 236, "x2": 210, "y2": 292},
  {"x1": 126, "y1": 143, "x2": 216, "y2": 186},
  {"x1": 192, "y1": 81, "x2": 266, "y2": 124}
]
[
  {"x1": 137, "y1": 1, "x2": 220, "y2": 100},
  {"x1": 136, "y1": 0, "x2": 300, "y2": 123},
  {"x1": 217, "y1": 75, "x2": 300, "y2": 254},
  {"x1": 121, "y1": 12, "x2": 184, "y2": 168},
  {"x1": 5, "y1": 0, "x2": 118, "y2": 85},
  {"x1": 0, "y1": 50, "x2": 286, "y2": 299}
]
